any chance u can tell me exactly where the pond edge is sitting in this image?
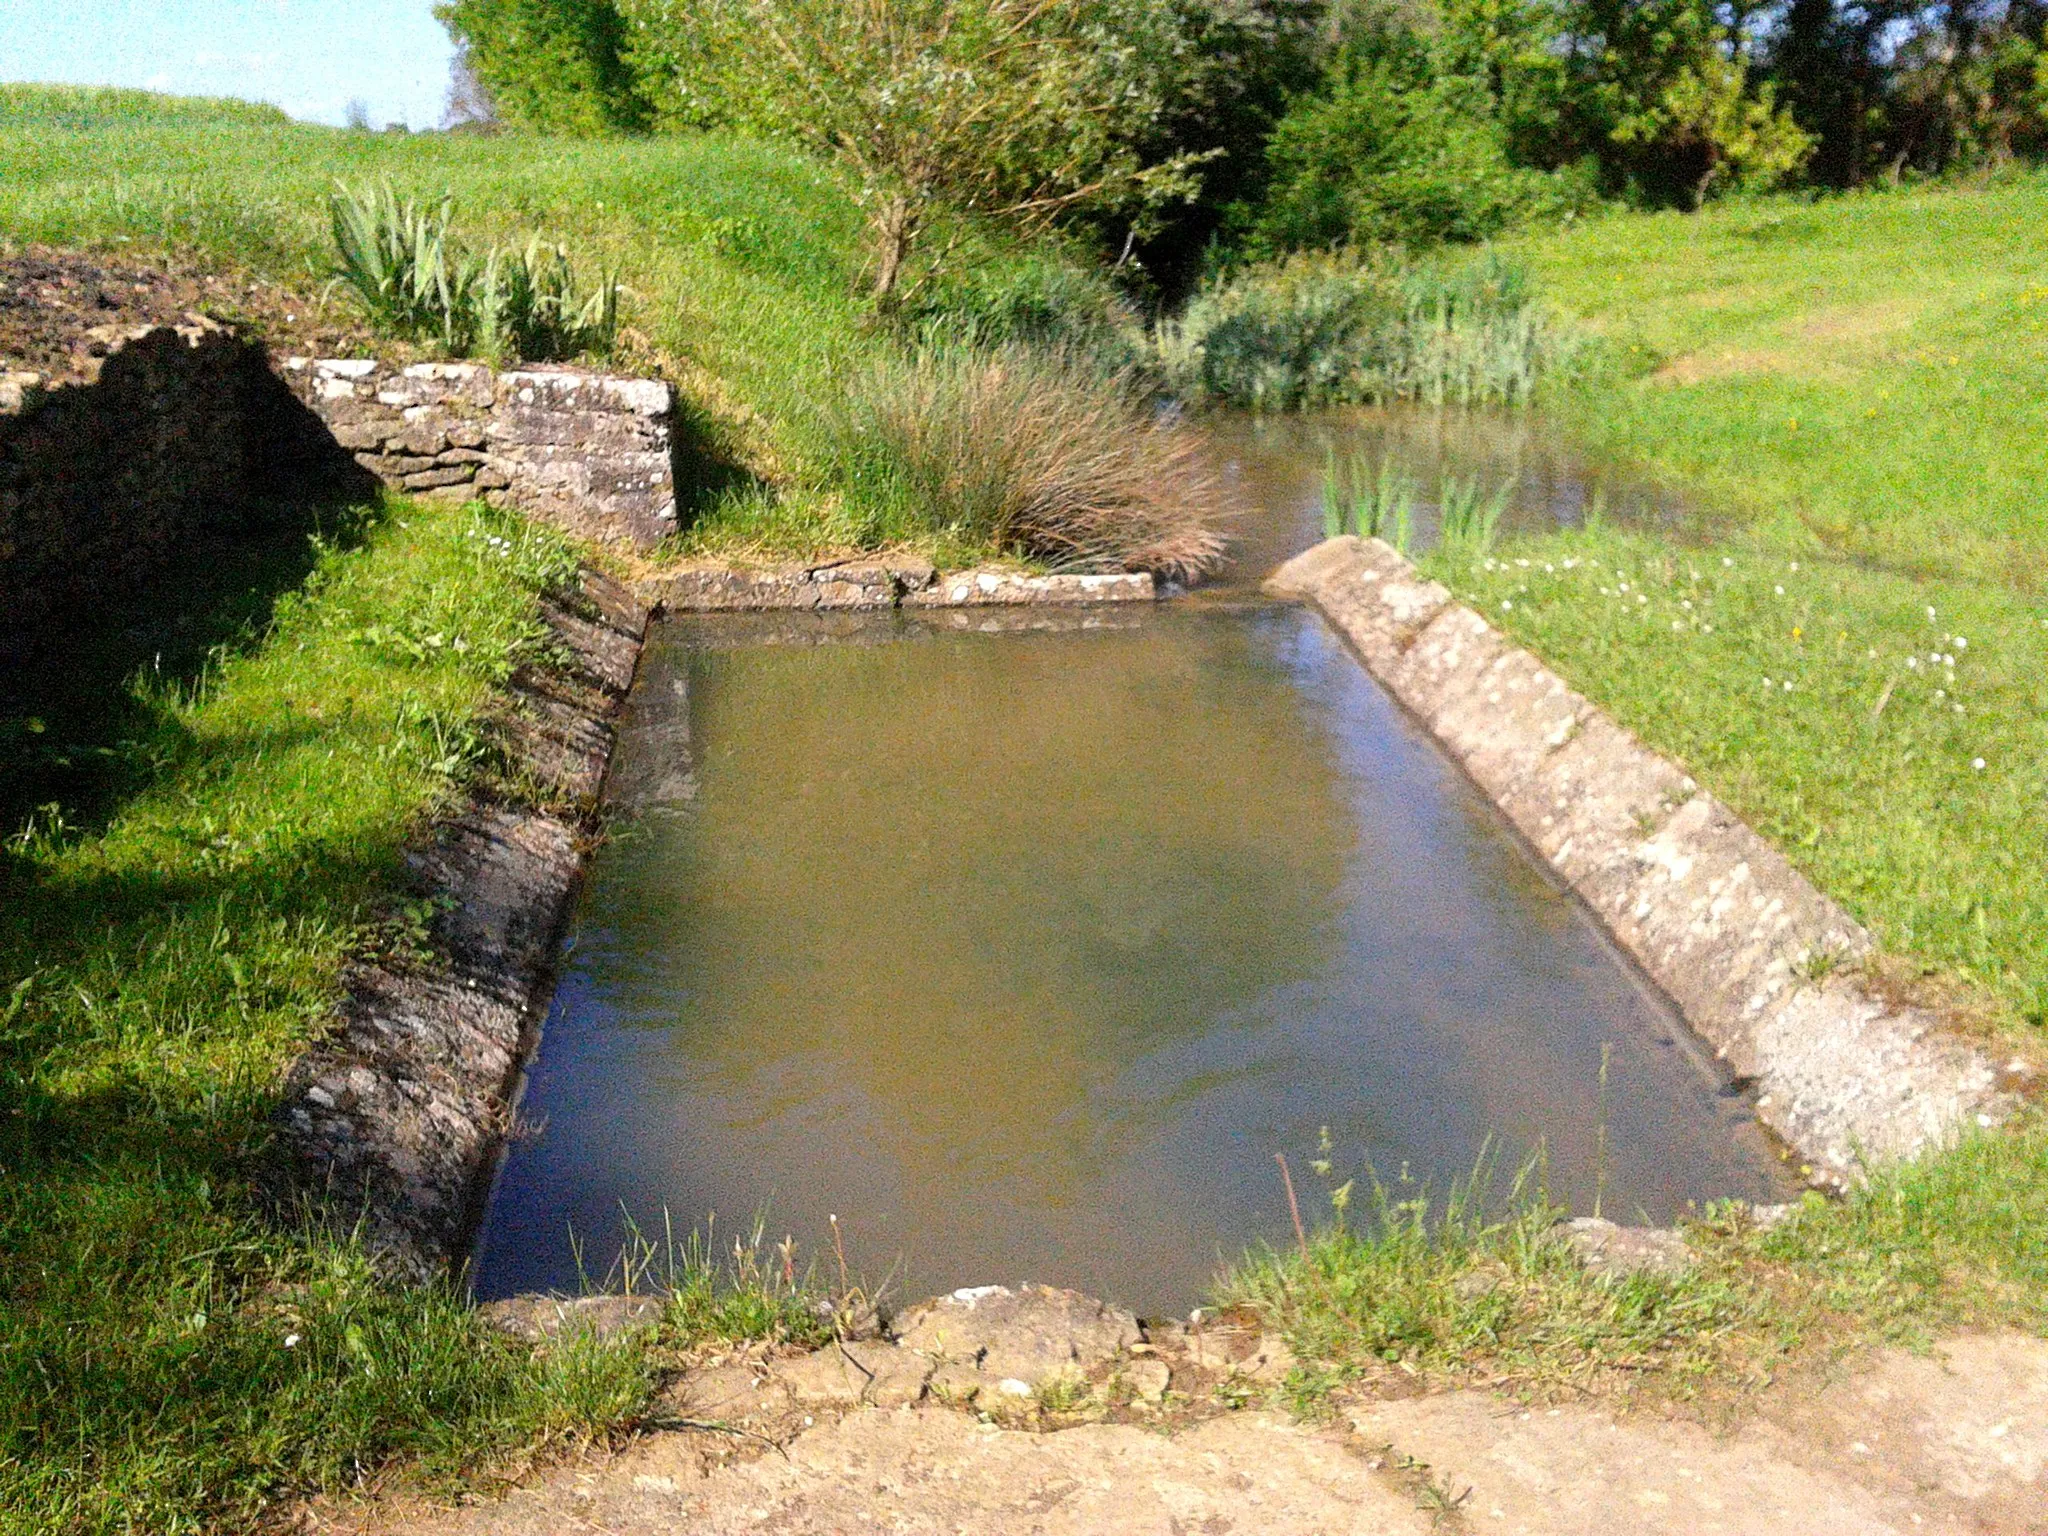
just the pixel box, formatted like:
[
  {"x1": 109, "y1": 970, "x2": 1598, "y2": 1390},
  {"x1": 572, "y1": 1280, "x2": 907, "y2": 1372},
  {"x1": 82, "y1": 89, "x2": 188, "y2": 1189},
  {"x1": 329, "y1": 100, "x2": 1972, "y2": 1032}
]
[{"x1": 1267, "y1": 535, "x2": 2011, "y2": 1185}]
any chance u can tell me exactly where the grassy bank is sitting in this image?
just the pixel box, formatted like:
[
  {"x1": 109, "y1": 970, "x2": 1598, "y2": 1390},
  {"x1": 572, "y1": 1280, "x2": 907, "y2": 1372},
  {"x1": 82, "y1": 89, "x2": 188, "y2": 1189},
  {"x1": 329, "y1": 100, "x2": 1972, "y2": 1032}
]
[
  {"x1": 1221, "y1": 176, "x2": 2048, "y2": 1417},
  {"x1": 1398, "y1": 177, "x2": 2048, "y2": 1034},
  {"x1": 0, "y1": 489, "x2": 836, "y2": 1530},
  {"x1": 0, "y1": 85, "x2": 1141, "y2": 565},
  {"x1": 1222, "y1": 1122, "x2": 2048, "y2": 1414},
  {"x1": 1510, "y1": 176, "x2": 2048, "y2": 592},
  {"x1": 0, "y1": 493, "x2": 649, "y2": 1529}
]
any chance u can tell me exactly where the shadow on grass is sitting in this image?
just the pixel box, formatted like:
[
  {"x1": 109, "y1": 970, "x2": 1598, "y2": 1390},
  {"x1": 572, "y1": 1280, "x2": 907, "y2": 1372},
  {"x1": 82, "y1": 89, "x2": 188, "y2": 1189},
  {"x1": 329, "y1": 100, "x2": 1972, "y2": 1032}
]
[{"x1": 0, "y1": 357, "x2": 379, "y2": 837}]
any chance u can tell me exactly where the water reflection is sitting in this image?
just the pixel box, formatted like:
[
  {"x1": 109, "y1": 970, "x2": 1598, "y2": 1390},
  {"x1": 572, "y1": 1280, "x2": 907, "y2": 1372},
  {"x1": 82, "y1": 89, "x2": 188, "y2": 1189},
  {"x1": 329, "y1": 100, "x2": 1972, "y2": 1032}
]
[
  {"x1": 475, "y1": 602, "x2": 1790, "y2": 1311},
  {"x1": 1199, "y1": 406, "x2": 1707, "y2": 591}
]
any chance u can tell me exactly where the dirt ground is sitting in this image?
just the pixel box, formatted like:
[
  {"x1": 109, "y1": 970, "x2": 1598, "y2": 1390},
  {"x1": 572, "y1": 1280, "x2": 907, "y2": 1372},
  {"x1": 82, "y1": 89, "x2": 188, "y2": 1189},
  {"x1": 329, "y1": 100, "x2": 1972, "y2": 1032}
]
[
  {"x1": 0, "y1": 245, "x2": 368, "y2": 384},
  {"x1": 306, "y1": 1288, "x2": 2048, "y2": 1536}
]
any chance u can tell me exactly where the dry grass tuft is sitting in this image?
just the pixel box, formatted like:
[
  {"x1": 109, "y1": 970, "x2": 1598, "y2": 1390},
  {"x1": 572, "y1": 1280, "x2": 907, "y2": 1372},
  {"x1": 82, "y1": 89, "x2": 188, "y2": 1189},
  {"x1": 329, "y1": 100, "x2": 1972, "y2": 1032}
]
[{"x1": 824, "y1": 346, "x2": 1229, "y2": 580}]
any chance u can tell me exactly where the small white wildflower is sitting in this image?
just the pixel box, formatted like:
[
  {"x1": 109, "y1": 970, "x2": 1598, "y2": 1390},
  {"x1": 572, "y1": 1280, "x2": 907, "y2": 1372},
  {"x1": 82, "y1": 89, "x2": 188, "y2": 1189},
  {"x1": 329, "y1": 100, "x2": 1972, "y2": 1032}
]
[
  {"x1": 284, "y1": 1334, "x2": 301, "y2": 1349},
  {"x1": 1618, "y1": 581, "x2": 1629, "y2": 591},
  {"x1": 1972, "y1": 757, "x2": 1986, "y2": 771},
  {"x1": 1867, "y1": 648, "x2": 1877, "y2": 659},
  {"x1": 1788, "y1": 561, "x2": 1799, "y2": 572},
  {"x1": 1544, "y1": 563, "x2": 1554, "y2": 573},
  {"x1": 1762, "y1": 676, "x2": 1774, "y2": 688},
  {"x1": 1672, "y1": 620, "x2": 1684, "y2": 630},
  {"x1": 1516, "y1": 559, "x2": 1530, "y2": 568},
  {"x1": 1954, "y1": 704, "x2": 1966, "y2": 714},
  {"x1": 1935, "y1": 688, "x2": 1946, "y2": 699},
  {"x1": 1782, "y1": 680, "x2": 1794, "y2": 691},
  {"x1": 1926, "y1": 605, "x2": 1937, "y2": 619},
  {"x1": 1681, "y1": 599, "x2": 1693, "y2": 609},
  {"x1": 1954, "y1": 635, "x2": 1968, "y2": 649},
  {"x1": 1722, "y1": 556, "x2": 1734, "y2": 567},
  {"x1": 1775, "y1": 584, "x2": 1786, "y2": 595},
  {"x1": 1501, "y1": 599, "x2": 1513, "y2": 611},
  {"x1": 1701, "y1": 623, "x2": 1713, "y2": 633},
  {"x1": 1907, "y1": 657, "x2": 1919, "y2": 669}
]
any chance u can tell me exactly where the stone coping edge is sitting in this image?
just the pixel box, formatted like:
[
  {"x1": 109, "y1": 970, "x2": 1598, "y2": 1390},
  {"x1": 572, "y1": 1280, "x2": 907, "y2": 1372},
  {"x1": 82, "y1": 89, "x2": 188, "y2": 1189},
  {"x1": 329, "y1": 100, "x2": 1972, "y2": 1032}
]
[
  {"x1": 266, "y1": 565, "x2": 650, "y2": 1279},
  {"x1": 641, "y1": 559, "x2": 1156, "y2": 613},
  {"x1": 1267, "y1": 536, "x2": 2011, "y2": 1184}
]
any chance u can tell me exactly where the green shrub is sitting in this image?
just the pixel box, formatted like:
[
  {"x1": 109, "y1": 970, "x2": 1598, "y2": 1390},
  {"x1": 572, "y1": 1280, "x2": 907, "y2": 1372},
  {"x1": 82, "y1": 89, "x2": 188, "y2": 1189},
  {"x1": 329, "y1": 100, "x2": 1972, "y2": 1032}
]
[
  {"x1": 1151, "y1": 251, "x2": 1580, "y2": 410},
  {"x1": 326, "y1": 181, "x2": 619, "y2": 363}
]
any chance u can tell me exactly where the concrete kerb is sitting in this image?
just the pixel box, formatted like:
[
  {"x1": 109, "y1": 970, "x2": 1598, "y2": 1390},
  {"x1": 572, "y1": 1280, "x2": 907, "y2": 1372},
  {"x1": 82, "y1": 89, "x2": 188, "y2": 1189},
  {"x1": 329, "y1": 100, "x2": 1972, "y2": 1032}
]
[{"x1": 1266, "y1": 535, "x2": 2012, "y2": 1187}]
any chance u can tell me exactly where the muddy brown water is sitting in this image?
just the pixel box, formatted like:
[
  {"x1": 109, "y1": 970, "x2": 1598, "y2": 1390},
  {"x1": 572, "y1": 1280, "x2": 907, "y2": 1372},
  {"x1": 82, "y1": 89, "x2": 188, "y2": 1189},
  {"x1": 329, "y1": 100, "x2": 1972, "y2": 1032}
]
[{"x1": 473, "y1": 412, "x2": 1789, "y2": 1312}]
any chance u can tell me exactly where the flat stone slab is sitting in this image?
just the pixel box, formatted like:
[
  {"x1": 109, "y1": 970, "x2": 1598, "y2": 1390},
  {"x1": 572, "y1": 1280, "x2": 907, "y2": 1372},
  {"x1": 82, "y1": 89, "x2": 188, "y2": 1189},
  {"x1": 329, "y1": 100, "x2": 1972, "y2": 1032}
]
[
  {"x1": 343, "y1": 1329, "x2": 2048, "y2": 1536},
  {"x1": 643, "y1": 565, "x2": 1156, "y2": 613},
  {"x1": 1558, "y1": 1217, "x2": 1694, "y2": 1278},
  {"x1": 1266, "y1": 536, "x2": 2009, "y2": 1184},
  {"x1": 892, "y1": 1283, "x2": 1141, "y2": 1388}
]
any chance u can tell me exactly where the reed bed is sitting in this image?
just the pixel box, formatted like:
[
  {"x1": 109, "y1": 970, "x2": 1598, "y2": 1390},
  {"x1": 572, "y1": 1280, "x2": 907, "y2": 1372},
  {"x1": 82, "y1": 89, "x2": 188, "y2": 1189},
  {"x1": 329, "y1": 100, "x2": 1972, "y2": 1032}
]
[{"x1": 1151, "y1": 252, "x2": 1580, "y2": 412}]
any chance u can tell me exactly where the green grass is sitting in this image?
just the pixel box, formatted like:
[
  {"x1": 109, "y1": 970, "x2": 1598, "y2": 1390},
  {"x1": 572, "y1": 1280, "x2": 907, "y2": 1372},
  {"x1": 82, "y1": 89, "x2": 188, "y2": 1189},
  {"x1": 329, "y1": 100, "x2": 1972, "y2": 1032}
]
[
  {"x1": 1408, "y1": 177, "x2": 2048, "y2": 1034},
  {"x1": 1220, "y1": 1122, "x2": 2048, "y2": 1413},
  {"x1": 0, "y1": 84, "x2": 1119, "y2": 563},
  {"x1": 0, "y1": 494, "x2": 670, "y2": 1532},
  {"x1": 1509, "y1": 176, "x2": 2048, "y2": 592},
  {"x1": 1428, "y1": 528, "x2": 2048, "y2": 1026}
]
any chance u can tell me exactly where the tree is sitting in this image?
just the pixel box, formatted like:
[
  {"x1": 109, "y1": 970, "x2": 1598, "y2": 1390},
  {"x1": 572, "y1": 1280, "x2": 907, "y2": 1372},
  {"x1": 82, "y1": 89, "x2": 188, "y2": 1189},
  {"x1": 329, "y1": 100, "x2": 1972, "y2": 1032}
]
[
  {"x1": 619, "y1": 0, "x2": 1212, "y2": 300},
  {"x1": 435, "y1": 0, "x2": 649, "y2": 136},
  {"x1": 1613, "y1": 37, "x2": 1812, "y2": 202}
]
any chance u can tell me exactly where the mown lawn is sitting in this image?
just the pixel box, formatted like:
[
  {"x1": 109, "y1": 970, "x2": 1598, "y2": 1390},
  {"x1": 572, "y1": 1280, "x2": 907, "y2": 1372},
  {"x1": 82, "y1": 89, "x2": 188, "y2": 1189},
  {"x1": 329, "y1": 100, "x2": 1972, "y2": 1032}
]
[{"x1": 1512, "y1": 177, "x2": 2048, "y2": 591}]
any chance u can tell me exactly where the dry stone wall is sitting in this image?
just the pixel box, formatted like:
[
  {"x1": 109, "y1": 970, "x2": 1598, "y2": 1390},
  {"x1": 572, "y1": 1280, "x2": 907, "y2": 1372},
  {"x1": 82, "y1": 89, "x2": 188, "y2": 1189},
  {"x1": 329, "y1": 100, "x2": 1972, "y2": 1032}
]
[
  {"x1": 0, "y1": 323, "x2": 354, "y2": 642},
  {"x1": 283, "y1": 358, "x2": 679, "y2": 547}
]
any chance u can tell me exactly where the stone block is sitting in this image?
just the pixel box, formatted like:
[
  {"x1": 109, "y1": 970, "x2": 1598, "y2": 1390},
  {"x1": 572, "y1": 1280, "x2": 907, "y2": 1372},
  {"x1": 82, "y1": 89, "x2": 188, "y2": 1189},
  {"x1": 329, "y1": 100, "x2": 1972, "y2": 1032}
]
[
  {"x1": 892, "y1": 1283, "x2": 1139, "y2": 1388},
  {"x1": 401, "y1": 465, "x2": 476, "y2": 490},
  {"x1": 325, "y1": 420, "x2": 390, "y2": 452},
  {"x1": 1427, "y1": 644, "x2": 1590, "y2": 802},
  {"x1": 389, "y1": 420, "x2": 450, "y2": 456},
  {"x1": 1383, "y1": 604, "x2": 1511, "y2": 724},
  {"x1": 355, "y1": 451, "x2": 437, "y2": 476},
  {"x1": 1578, "y1": 794, "x2": 1870, "y2": 1072},
  {"x1": 1498, "y1": 714, "x2": 1697, "y2": 894}
]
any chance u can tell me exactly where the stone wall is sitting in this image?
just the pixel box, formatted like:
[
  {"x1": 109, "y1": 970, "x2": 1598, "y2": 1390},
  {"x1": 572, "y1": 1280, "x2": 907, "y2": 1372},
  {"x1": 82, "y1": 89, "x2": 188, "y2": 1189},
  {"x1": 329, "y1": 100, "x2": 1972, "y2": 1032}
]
[
  {"x1": 0, "y1": 323, "x2": 352, "y2": 643},
  {"x1": 283, "y1": 358, "x2": 679, "y2": 548}
]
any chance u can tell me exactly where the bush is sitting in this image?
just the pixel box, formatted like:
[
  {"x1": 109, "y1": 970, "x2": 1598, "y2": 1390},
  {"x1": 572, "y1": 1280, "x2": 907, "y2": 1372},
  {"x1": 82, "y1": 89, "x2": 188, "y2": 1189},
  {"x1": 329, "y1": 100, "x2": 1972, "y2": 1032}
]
[
  {"x1": 327, "y1": 181, "x2": 619, "y2": 364},
  {"x1": 818, "y1": 345, "x2": 1227, "y2": 580},
  {"x1": 1247, "y1": 66, "x2": 1582, "y2": 255},
  {"x1": 1150, "y1": 251, "x2": 1581, "y2": 410}
]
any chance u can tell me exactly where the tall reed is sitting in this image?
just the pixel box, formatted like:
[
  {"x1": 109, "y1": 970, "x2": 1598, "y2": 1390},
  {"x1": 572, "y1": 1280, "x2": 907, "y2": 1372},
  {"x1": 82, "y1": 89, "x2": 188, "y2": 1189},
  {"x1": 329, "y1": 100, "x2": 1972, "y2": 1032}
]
[
  {"x1": 1321, "y1": 449, "x2": 1415, "y2": 551},
  {"x1": 1435, "y1": 472, "x2": 1514, "y2": 557},
  {"x1": 1150, "y1": 251, "x2": 1579, "y2": 412}
]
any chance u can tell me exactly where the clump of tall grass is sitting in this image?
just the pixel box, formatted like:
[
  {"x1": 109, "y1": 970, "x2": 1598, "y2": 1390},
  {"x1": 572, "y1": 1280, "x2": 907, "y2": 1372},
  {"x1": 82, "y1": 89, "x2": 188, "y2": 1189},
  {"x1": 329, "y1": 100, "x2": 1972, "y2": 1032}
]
[
  {"x1": 820, "y1": 345, "x2": 1229, "y2": 579},
  {"x1": 328, "y1": 181, "x2": 619, "y2": 364},
  {"x1": 1151, "y1": 251, "x2": 1579, "y2": 411},
  {"x1": 1321, "y1": 450, "x2": 1416, "y2": 550},
  {"x1": 1436, "y1": 472, "x2": 1514, "y2": 557}
]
